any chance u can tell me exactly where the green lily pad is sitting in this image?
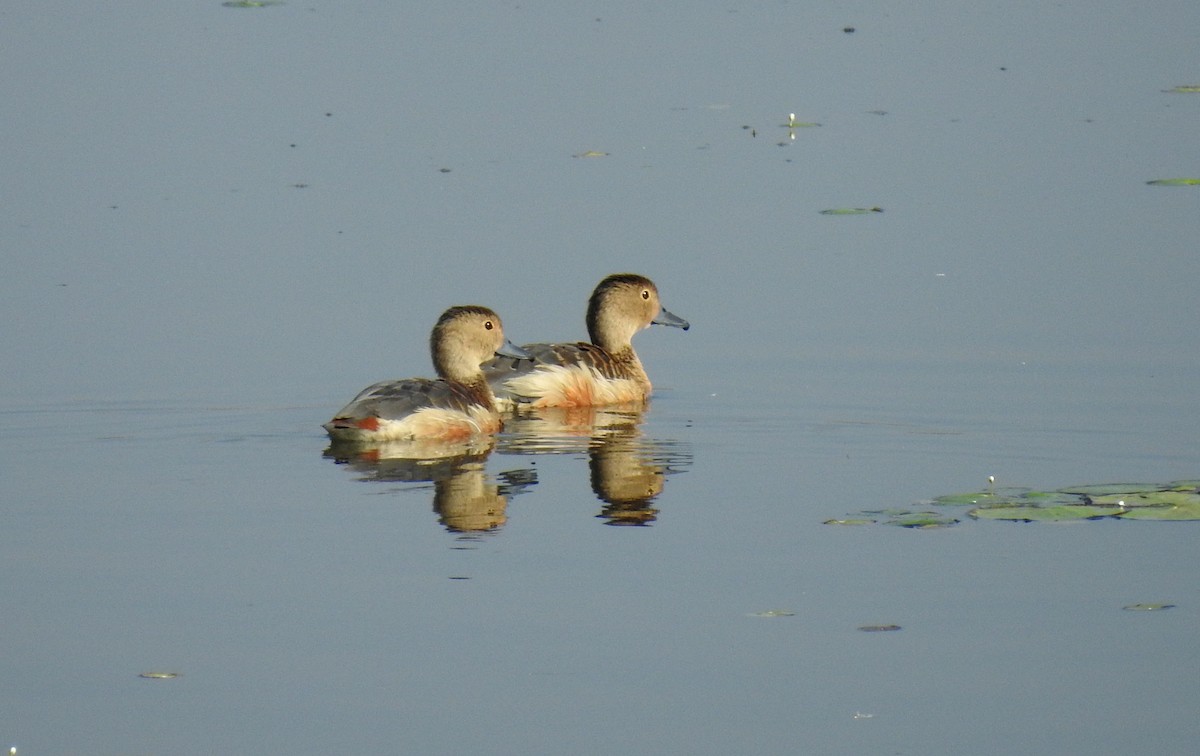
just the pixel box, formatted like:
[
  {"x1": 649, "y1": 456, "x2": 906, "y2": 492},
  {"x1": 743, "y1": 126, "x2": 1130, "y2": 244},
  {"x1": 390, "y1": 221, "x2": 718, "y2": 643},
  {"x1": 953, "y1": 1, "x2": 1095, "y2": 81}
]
[
  {"x1": 1057, "y1": 483, "x2": 1165, "y2": 496},
  {"x1": 969, "y1": 505, "x2": 1124, "y2": 522},
  {"x1": 1123, "y1": 508, "x2": 1200, "y2": 520},
  {"x1": 1112, "y1": 493, "x2": 1200, "y2": 521},
  {"x1": 1090, "y1": 490, "x2": 1200, "y2": 507},
  {"x1": 138, "y1": 671, "x2": 181, "y2": 679},
  {"x1": 932, "y1": 488, "x2": 1027, "y2": 506},
  {"x1": 1146, "y1": 178, "x2": 1200, "y2": 186},
  {"x1": 883, "y1": 511, "x2": 958, "y2": 528},
  {"x1": 860, "y1": 507, "x2": 917, "y2": 517},
  {"x1": 1008, "y1": 491, "x2": 1093, "y2": 508},
  {"x1": 903, "y1": 478, "x2": 1200, "y2": 526},
  {"x1": 1166, "y1": 480, "x2": 1200, "y2": 491},
  {"x1": 820, "y1": 207, "x2": 884, "y2": 215},
  {"x1": 1122, "y1": 603, "x2": 1175, "y2": 611},
  {"x1": 839, "y1": 508, "x2": 958, "y2": 528},
  {"x1": 1164, "y1": 85, "x2": 1200, "y2": 93}
]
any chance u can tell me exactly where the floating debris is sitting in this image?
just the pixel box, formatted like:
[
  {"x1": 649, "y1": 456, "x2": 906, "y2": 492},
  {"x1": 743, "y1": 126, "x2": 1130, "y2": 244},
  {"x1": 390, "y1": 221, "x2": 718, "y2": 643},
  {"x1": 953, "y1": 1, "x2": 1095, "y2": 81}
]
[
  {"x1": 782, "y1": 113, "x2": 821, "y2": 128},
  {"x1": 573, "y1": 150, "x2": 609, "y2": 158},
  {"x1": 820, "y1": 207, "x2": 883, "y2": 215},
  {"x1": 823, "y1": 518, "x2": 876, "y2": 526},
  {"x1": 858, "y1": 624, "x2": 901, "y2": 632},
  {"x1": 138, "y1": 671, "x2": 181, "y2": 679},
  {"x1": 1163, "y1": 85, "x2": 1200, "y2": 93},
  {"x1": 1146, "y1": 178, "x2": 1200, "y2": 186},
  {"x1": 221, "y1": 0, "x2": 283, "y2": 7},
  {"x1": 749, "y1": 609, "x2": 796, "y2": 618},
  {"x1": 1122, "y1": 603, "x2": 1176, "y2": 612}
]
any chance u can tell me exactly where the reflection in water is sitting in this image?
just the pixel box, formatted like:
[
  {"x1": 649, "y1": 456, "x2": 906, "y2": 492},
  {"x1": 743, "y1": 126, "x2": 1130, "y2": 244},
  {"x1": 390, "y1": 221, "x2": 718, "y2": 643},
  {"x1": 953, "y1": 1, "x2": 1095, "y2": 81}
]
[
  {"x1": 497, "y1": 405, "x2": 692, "y2": 525},
  {"x1": 322, "y1": 405, "x2": 690, "y2": 530},
  {"x1": 322, "y1": 438, "x2": 536, "y2": 533}
]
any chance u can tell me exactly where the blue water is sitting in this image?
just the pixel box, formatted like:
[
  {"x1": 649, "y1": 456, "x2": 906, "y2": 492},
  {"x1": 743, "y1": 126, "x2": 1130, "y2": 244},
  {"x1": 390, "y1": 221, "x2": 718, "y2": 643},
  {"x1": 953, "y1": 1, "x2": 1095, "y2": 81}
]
[{"x1": 3, "y1": 2, "x2": 1198, "y2": 754}]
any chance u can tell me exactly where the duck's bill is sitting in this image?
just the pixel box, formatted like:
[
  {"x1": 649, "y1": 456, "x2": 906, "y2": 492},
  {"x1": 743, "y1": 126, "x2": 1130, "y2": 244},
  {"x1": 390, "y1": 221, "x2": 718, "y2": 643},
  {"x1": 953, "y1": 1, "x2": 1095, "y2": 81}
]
[
  {"x1": 496, "y1": 339, "x2": 533, "y2": 359},
  {"x1": 652, "y1": 307, "x2": 690, "y2": 331}
]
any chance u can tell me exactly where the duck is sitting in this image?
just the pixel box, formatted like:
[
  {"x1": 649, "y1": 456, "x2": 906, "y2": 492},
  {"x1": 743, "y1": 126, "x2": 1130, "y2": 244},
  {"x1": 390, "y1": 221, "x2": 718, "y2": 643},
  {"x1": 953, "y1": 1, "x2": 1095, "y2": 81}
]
[
  {"x1": 485, "y1": 273, "x2": 689, "y2": 408},
  {"x1": 324, "y1": 306, "x2": 530, "y2": 442}
]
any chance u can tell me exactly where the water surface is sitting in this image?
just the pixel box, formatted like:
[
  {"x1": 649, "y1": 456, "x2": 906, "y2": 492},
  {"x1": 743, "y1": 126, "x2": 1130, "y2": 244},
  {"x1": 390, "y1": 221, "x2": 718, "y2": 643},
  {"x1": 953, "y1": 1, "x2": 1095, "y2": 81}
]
[{"x1": 3, "y1": 2, "x2": 1198, "y2": 754}]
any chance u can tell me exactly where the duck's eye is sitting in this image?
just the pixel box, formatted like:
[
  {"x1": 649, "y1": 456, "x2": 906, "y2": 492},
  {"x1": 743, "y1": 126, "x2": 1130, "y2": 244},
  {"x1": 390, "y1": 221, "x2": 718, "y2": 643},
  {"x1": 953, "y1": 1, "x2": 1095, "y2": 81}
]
[
  {"x1": 641, "y1": 289, "x2": 650, "y2": 300},
  {"x1": 484, "y1": 320, "x2": 494, "y2": 330}
]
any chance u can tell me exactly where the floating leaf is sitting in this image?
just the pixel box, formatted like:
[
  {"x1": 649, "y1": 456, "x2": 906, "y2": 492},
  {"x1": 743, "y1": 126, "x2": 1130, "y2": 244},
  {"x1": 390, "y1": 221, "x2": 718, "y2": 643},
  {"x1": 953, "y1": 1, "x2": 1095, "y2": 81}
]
[
  {"x1": 750, "y1": 609, "x2": 795, "y2": 618},
  {"x1": 1122, "y1": 603, "x2": 1175, "y2": 611},
  {"x1": 858, "y1": 624, "x2": 902, "y2": 632},
  {"x1": 138, "y1": 671, "x2": 181, "y2": 679},
  {"x1": 1164, "y1": 85, "x2": 1200, "y2": 93},
  {"x1": 573, "y1": 150, "x2": 609, "y2": 158},
  {"x1": 820, "y1": 207, "x2": 884, "y2": 215},
  {"x1": 969, "y1": 505, "x2": 1124, "y2": 522},
  {"x1": 823, "y1": 518, "x2": 876, "y2": 526},
  {"x1": 1146, "y1": 178, "x2": 1200, "y2": 186},
  {"x1": 222, "y1": 1, "x2": 283, "y2": 7}
]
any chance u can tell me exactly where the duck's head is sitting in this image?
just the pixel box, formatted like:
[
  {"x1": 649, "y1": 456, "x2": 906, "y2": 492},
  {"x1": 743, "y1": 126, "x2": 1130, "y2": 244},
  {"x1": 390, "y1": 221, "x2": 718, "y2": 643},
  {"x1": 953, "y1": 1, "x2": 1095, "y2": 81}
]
[
  {"x1": 431, "y1": 305, "x2": 530, "y2": 382},
  {"x1": 585, "y1": 274, "x2": 689, "y2": 350}
]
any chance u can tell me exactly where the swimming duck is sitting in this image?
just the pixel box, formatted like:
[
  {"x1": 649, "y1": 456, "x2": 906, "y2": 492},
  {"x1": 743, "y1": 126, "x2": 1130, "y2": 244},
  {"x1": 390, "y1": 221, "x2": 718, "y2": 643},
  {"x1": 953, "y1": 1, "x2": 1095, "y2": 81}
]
[
  {"x1": 485, "y1": 273, "x2": 689, "y2": 408},
  {"x1": 324, "y1": 306, "x2": 530, "y2": 442}
]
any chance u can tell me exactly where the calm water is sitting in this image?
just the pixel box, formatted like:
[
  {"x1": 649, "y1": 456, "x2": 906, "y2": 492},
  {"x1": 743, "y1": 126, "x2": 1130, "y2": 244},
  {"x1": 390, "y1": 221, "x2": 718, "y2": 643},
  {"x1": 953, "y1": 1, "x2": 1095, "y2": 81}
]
[{"x1": 3, "y1": 2, "x2": 1199, "y2": 754}]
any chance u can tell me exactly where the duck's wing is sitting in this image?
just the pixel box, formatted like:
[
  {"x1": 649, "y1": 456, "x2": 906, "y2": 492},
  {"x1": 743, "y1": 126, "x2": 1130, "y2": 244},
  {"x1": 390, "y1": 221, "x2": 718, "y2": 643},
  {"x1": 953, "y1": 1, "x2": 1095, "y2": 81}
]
[
  {"x1": 326, "y1": 378, "x2": 484, "y2": 428},
  {"x1": 484, "y1": 342, "x2": 622, "y2": 398}
]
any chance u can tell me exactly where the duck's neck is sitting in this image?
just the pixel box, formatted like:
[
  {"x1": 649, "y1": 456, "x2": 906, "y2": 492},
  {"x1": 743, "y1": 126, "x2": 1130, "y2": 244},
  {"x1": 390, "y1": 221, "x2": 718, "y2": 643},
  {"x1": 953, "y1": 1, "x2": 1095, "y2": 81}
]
[
  {"x1": 455, "y1": 374, "x2": 500, "y2": 411},
  {"x1": 587, "y1": 309, "x2": 639, "y2": 353},
  {"x1": 607, "y1": 344, "x2": 651, "y2": 391}
]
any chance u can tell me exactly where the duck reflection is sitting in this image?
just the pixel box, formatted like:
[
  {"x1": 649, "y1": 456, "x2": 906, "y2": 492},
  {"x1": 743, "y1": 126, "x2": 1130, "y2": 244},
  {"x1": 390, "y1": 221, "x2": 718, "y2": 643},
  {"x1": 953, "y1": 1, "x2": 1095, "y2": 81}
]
[
  {"x1": 322, "y1": 438, "x2": 536, "y2": 533},
  {"x1": 497, "y1": 405, "x2": 691, "y2": 525}
]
